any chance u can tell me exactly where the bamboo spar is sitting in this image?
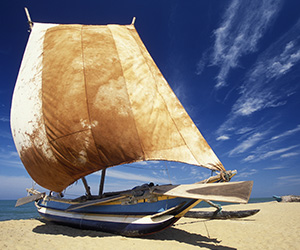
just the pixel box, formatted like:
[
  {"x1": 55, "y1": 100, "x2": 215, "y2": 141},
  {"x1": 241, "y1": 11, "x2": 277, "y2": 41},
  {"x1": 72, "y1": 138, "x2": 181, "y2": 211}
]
[
  {"x1": 131, "y1": 17, "x2": 136, "y2": 25},
  {"x1": 24, "y1": 7, "x2": 33, "y2": 31}
]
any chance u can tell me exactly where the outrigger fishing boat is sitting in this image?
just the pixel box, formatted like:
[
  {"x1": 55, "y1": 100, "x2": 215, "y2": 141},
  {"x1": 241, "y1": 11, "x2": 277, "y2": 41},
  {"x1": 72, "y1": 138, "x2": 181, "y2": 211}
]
[{"x1": 12, "y1": 9, "x2": 253, "y2": 236}]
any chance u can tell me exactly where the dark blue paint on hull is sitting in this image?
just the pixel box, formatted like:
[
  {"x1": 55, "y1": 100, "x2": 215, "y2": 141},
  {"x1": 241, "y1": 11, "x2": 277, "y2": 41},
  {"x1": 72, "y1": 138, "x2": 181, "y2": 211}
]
[
  {"x1": 36, "y1": 197, "x2": 199, "y2": 236},
  {"x1": 38, "y1": 211, "x2": 179, "y2": 237}
]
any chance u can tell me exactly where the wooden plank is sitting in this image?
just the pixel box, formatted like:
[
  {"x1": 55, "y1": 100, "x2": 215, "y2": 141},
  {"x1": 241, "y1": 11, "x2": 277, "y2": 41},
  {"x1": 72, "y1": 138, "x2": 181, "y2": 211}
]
[
  {"x1": 15, "y1": 192, "x2": 45, "y2": 207},
  {"x1": 184, "y1": 209, "x2": 260, "y2": 219},
  {"x1": 151, "y1": 181, "x2": 253, "y2": 204},
  {"x1": 66, "y1": 194, "x2": 127, "y2": 211}
]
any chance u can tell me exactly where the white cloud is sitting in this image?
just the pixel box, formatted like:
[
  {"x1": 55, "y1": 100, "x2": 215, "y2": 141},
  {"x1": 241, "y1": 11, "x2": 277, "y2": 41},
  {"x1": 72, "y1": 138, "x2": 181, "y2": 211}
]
[
  {"x1": 229, "y1": 132, "x2": 265, "y2": 156},
  {"x1": 260, "y1": 145, "x2": 298, "y2": 159},
  {"x1": 236, "y1": 127, "x2": 253, "y2": 135},
  {"x1": 235, "y1": 169, "x2": 258, "y2": 179},
  {"x1": 211, "y1": 0, "x2": 281, "y2": 88},
  {"x1": 233, "y1": 97, "x2": 265, "y2": 116},
  {"x1": 278, "y1": 175, "x2": 300, "y2": 181},
  {"x1": 107, "y1": 169, "x2": 170, "y2": 184},
  {"x1": 0, "y1": 159, "x2": 23, "y2": 168},
  {"x1": 216, "y1": 19, "x2": 300, "y2": 139},
  {"x1": 0, "y1": 148, "x2": 22, "y2": 168},
  {"x1": 216, "y1": 135, "x2": 230, "y2": 141},
  {"x1": 277, "y1": 175, "x2": 300, "y2": 186},
  {"x1": 196, "y1": 51, "x2": 209, "y2": 75},
  {"x1": 280, "y1": 152, "x2": 299, "y2": 158},
  {"x1": 243, "y1": 155, "x2": 255, "y2": 162},
  {"x1": 243, "y1": 145, "x2": 299, "y2": 162},
  {"x1": 0, "y1": 117, "x2": 9, "y2": 122},
  {"x1": 271, "y1": 124, "x2": 300, "y2": 141},
  {"x1": 264, "y1": 166, "x2": 286, "y2": 170},
  {"x1": 265, "y1": 42, "x2": 300, "y2": 79}
]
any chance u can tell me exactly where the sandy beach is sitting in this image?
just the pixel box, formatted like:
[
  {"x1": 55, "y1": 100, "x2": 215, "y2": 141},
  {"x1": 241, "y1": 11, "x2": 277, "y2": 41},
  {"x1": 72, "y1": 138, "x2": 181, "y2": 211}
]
[{"x1": 0, "y1": 201, "x2": 299, "y2": 250}]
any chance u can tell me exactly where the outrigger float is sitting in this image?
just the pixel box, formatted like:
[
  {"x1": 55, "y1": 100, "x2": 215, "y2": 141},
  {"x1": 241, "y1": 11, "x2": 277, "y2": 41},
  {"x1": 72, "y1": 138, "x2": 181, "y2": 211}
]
[{"x1": 12, "y1": 9, "x2": 253, "y2": 236}]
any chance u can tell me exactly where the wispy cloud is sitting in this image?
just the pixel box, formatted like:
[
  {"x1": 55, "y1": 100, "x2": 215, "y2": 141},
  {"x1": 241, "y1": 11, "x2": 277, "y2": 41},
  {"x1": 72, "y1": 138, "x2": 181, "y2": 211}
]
[
  {"x1": 0, "y1": 117, "x2": 9, "y2": 122},
  {"x1": 107, "y1": 169, "x2": 170, "y2": 184},
  {"x1": 217, "y1": 18, "x2": 300, "y2": 138},
  {"x1": 280, "y1": 152, "x2": 299, "y2": 158},
  {"x1": 235, "y1": 169, "x2": 258, "y2": 180},
  {"x1": 271, "y1": 124, "x2": 300, "y2": 141},
  {"x1": 0, "y1": 148, "x2": 22, "y2": 168},
  {"x1": 211, "y1": 0, "x2": 282, "y2": 88},
  {"x1": 229, "y1": 132, "x2": 265, "y2": 156},
  {"x1": 0, "y1": 130, "x2": 12, "y2": 139},
  {"x1": 236, "y1": 127, "x2": 254, "y2": 135},
  {"x1": 232, "y1": 37, "x2": 300, "y2": 117},
  {"x1": 277, "y1": 175, "x2": 300, "y2": 186},
  {"x1": 243, "y1": 145, "x2": 299, "y2": 162},
  {"x1": 264, "y1": 166, "x2": 286, "y2": 170},
  {"x1": 0, "y1": 159, "x2": 23, "y2": 168}
]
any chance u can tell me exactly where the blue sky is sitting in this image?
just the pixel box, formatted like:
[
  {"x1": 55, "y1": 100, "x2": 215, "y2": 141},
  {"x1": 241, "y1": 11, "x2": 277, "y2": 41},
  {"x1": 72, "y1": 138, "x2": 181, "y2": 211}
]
[{"x1": 1, "y1": 0, "x2": 300, "y2": 199}]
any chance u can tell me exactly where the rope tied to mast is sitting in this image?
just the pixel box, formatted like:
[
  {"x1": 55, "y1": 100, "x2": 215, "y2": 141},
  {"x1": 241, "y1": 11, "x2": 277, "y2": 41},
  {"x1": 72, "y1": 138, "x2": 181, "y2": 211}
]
[{"x1": 220, "y1": 171, "x2": 231, "y2": 182}]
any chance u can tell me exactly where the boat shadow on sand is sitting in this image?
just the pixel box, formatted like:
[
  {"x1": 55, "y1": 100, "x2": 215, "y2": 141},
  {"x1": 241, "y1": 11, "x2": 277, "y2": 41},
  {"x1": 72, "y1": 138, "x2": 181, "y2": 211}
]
[{"x1": 32, "y1": 219, "x2": 236, "y2": 250}]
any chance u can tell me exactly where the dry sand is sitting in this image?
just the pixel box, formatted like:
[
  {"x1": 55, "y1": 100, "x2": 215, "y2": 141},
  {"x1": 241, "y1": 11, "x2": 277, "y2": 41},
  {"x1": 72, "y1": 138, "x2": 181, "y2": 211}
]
[{"x1": 0, "y1": 201, "x2": 299, "y2": 250}]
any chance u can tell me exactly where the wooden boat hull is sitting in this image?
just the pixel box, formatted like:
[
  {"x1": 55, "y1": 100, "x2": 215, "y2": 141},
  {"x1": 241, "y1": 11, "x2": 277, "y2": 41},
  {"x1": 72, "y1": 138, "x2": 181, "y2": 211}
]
[
  {"x1": 36, "y1": 197, "x2": 199, "y2": 236},
  {"x1": 273, "y1": 195, "x2": 300, "y2": 202}
]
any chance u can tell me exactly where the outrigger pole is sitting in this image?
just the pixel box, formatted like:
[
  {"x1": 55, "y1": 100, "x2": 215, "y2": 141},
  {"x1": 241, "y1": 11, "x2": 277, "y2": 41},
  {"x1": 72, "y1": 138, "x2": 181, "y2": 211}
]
[{"x1": 24, "y1": 7, "x2": 33, "y2": 31}]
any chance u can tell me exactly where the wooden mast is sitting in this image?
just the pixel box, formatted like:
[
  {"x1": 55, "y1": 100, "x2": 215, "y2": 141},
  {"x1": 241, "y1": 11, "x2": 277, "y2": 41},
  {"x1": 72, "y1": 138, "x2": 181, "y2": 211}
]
[
  {"x1": 81, "y1": 177, "x2": 91, "y2": 197},
  {"x1": 24, "y1": 7, "x2": 33, "y2": 31},
  {"x1": 98, "y1": 169, "x2": 106, "y2": 197}
]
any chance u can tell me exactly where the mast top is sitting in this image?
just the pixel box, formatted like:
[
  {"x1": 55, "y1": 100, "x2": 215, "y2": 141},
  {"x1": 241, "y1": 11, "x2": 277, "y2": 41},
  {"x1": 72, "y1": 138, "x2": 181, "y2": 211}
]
[
  {"x1": 131, "y1": 17, "x2": 136, "y2": 26},
  {"x1": 24, "y1": 7, "x2": 33, "y2": 31}
]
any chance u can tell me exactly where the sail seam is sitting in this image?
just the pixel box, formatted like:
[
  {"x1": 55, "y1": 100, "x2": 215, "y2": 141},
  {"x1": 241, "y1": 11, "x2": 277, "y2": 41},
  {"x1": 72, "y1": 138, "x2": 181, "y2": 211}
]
[
  {"x1": 107, "y1": 25, "x2": 146, "y2": 161},
  {"x1": 128, "y1": 27, "x2": 200, "y2": 165},
  {"x1": 79, "y1": 26, "x2": 104, "y2": 167},
  {"x1": 49, "y1": 128, "x2": 90, "y2": 142}
]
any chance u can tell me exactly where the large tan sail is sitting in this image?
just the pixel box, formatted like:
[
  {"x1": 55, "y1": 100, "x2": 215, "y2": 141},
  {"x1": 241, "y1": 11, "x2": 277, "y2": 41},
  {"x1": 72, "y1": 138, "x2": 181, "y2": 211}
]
[{"x1": 11, "y1": 22, "x2": 225, "y2": 192}]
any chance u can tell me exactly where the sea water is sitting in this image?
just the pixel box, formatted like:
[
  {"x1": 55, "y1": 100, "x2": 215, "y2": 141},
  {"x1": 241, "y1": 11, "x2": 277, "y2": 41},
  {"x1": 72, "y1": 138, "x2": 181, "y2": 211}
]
[
  {"x1": 0, "y1": 197, "x2": 275, "y2": 221},
  {"x1": 0, "y1": 200, "x2": 40, "y2": 221}
]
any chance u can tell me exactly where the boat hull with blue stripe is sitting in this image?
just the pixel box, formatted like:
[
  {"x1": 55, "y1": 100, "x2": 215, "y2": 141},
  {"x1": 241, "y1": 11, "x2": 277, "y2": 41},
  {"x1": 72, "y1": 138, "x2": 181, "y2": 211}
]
[{"x1": 36, "y1": 196, "x2": 200, "y2": 236}]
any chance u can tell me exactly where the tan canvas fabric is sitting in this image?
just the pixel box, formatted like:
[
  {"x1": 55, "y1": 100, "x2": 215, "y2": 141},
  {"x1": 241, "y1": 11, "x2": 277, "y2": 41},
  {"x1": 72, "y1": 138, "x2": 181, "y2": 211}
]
[{"x1": 11, "y1": 23, "x2": 224, "y2": 192}]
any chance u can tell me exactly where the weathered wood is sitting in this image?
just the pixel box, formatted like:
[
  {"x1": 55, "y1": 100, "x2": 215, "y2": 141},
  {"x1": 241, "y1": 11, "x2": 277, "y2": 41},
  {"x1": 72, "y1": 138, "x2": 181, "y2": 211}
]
[
  {"x1": 131, "y1": 17, "x2": 136, "y2": 25},
  {"x1": 98, "y1": 169, "x2": 106, "y2": 197},
  {"x1": 66, "y1": 194, "x2": 127, "y2": 211},
  {"x1": 185, "y1": 209, "x2": 260, "y2": 219},
  {"x1": 15, "y1": 192, "x2": 45, "y2": 207},
  {"x1": 151, "y1": 181, "x2": 253, "y2": 204},
  {"x1": 196, "y1": 170, "x2": 237, "y2": 184},
  {"x1": 24, "y1": 7, "x2": 33, "y2": 31},
  {"x1": 81, "y1": 177, "x2": 91, "y2": 197},
  {"x1": 204, "y1": 200, "x2": 222, "y2": 210}
]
